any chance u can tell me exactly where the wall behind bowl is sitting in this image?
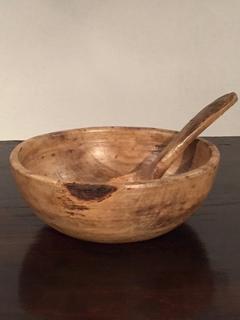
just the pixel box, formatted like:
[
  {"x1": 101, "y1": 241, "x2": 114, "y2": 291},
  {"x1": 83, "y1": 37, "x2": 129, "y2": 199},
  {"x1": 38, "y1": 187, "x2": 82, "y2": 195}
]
[{"x1": 1, "y1": 0, "x2": 240, "y2": 140}]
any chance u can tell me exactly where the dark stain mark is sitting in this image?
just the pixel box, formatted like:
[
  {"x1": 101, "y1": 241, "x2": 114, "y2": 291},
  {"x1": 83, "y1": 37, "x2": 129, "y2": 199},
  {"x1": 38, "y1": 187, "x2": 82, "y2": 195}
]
[
  {"x1": 57, "y1": 194, "x2": 90, "y2": 212},
  {"x1": 66, "y1": 204, "x2": 89, "y2": 211},
  {"x1": 68, "y1": 149, "x2": 73, "y2": 153},
  {"x1": 66, "y1": 211, "x2": 86, "y2": 217},
  {"x1": 51, "y1": 153, "x2": 56, "y2": 157},
  {"x1": 41, "y1": 155, "x2": 45, "y2": 159},
  {"x1": 65, "y1": 183, "x2": 117, "y2": 201},
  {"x1": 66, "y1": 211, "x2": 75, "y2": 216}
]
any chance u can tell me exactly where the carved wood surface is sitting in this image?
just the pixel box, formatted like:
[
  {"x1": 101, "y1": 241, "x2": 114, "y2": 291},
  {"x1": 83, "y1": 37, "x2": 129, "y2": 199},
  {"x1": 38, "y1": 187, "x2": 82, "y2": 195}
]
[{"x1": 10, "y1": 127, "x2": 219, "y2": 243}]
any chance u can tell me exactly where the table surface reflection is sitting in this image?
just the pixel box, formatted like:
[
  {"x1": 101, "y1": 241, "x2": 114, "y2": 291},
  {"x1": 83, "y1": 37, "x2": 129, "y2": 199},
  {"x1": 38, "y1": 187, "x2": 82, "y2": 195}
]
[{"x1": 1, "y1": 138, "x2": 240, "y2": 320}]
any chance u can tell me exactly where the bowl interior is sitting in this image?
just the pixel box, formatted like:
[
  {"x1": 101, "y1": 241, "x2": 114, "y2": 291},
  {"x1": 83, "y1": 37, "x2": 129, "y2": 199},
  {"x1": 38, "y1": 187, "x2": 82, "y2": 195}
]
[{"x1": 17, "y1": 127, "x2": 212, "y2": 183}]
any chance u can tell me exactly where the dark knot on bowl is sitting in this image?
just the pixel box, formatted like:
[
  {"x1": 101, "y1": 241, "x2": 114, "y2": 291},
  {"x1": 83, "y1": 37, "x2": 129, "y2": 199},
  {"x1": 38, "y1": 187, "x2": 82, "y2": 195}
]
[{"x1": 64, "y1": 183, "x2": 117, "y2": 202}]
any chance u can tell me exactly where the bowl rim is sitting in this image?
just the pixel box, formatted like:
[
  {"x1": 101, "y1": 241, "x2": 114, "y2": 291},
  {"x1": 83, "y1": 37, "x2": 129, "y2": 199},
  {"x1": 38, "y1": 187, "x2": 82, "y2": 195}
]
[{"x1": 9, "y1": 126, "x2": 220, "y2": 188}]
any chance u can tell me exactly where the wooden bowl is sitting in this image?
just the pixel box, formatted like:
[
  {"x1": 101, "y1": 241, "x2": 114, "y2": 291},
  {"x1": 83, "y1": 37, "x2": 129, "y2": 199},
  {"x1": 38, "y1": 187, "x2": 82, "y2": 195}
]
[{"x1": 10, "y1": 127, "x2": 220, "y2": 243}]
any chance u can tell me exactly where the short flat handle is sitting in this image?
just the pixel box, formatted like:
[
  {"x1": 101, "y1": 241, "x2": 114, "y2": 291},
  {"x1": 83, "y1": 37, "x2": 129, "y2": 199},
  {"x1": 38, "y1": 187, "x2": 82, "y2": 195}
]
[{"x1": 134, "y1": 92, "x2": 238, "y2": 180}]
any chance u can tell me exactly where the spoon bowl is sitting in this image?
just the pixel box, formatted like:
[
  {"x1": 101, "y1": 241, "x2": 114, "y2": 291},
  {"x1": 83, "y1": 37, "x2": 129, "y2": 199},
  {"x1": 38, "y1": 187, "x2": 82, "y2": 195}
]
[{"x1": 10, "y1": 127, "x2": 219, "y2": 243}]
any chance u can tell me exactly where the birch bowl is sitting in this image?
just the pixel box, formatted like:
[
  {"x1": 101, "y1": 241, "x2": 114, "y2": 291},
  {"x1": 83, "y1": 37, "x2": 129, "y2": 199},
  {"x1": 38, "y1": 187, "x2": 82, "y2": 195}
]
[{"x1": 10, "y1": 127, "x2": 220, "y2": 243}]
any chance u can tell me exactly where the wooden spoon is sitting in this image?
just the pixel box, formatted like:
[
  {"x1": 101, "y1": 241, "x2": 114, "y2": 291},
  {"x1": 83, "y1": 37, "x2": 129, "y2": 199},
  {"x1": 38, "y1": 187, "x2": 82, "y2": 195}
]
[{"x1": 111, "y1": 92, "x2": 238, "y2": 183}]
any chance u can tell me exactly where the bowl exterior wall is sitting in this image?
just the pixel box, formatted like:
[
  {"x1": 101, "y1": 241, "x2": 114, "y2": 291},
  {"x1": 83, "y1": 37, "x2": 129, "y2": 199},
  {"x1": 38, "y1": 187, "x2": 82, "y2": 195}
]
[{"x1": 11, "y1": 160, "x2": 219, "y2": 243}]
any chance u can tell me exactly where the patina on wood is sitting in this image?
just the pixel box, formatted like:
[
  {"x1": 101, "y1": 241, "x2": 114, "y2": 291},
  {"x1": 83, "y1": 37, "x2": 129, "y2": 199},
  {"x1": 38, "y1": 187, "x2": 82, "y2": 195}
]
[{"x1": 9, "y1": 126, "x2": 220, "y2": 243}]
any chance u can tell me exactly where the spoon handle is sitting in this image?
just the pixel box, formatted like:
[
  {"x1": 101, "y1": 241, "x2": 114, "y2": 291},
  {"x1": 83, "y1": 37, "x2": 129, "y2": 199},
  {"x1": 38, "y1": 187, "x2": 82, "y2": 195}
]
[{"x1": 134, "y1": 92, "x2": 238, "y2": 180}]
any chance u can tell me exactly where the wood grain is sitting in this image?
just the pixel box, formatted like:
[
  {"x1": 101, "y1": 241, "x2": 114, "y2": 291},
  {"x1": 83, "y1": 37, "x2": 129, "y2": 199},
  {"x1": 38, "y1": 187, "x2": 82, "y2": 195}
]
[{"x1": 10, "y1": 127, "x2": 219, "y2": 243}]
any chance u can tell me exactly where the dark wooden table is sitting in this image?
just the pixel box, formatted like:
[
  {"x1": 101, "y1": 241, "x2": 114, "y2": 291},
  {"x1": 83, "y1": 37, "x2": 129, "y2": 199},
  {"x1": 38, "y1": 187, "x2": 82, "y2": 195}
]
[{"x1": 1, "y1": 138, "x2": 240, "y2": 320}]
